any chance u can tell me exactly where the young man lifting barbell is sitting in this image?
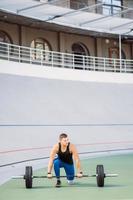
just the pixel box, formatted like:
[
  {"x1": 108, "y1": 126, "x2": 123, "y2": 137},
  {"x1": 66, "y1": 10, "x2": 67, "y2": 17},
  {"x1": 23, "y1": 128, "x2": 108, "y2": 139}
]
[{"x1": 47, "y1": 133, "x2": 83, "y2": 187}]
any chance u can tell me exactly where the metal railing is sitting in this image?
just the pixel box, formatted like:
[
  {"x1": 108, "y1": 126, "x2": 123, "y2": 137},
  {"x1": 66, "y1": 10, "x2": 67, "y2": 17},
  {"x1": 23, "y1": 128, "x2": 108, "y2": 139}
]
[{"x1": 0, "y1": 42, "x2": 133, "y2": 73}]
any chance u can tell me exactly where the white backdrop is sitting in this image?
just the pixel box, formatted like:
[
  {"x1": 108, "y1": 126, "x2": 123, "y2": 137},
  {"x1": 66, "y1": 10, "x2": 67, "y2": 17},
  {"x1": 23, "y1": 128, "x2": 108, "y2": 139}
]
[{"x1": 0, "y1": 61, "x2": 133, "y2": 184}]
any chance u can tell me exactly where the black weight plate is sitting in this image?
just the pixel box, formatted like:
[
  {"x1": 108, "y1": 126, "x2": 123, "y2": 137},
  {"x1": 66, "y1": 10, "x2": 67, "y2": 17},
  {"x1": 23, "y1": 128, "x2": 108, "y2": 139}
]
[
  {"x1": 96, "y1": 165, "x2": 104, "y2": 187},
  {"x1": 25, "y1": 166, "x2": 33, "y2": 188}
]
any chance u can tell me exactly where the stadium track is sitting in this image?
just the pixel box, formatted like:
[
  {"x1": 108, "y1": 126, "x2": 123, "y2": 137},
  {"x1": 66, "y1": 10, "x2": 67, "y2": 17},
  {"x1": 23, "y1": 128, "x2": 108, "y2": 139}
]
[{"x1": 0, "y1": 153, "x2": 133, "y2": 200}]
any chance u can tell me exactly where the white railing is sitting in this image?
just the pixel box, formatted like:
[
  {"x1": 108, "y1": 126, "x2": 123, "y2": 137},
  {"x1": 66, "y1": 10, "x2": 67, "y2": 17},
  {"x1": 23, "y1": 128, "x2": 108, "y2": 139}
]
[{"x1": 0, "y1": 42, "x2": 133, "y2": 73}]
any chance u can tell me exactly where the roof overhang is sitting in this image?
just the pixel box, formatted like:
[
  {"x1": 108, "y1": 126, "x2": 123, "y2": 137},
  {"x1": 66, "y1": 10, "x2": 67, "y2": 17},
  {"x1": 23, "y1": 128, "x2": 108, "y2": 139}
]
[{"x1": 0, "y1": 0, "x2": 133, "y2": 39}]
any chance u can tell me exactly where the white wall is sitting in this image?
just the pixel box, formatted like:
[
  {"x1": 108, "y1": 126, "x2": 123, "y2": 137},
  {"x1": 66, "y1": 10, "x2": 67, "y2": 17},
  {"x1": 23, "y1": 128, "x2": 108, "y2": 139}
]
[{"x1": 0, "y1": 60, "x2": 133, "y2": 184}]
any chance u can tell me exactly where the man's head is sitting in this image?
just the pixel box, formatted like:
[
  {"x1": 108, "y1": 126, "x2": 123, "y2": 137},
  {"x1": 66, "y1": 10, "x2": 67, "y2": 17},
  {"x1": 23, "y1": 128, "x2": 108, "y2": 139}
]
[{"x1": 59, "y1": 133, "x2": 69, "y2": 146}]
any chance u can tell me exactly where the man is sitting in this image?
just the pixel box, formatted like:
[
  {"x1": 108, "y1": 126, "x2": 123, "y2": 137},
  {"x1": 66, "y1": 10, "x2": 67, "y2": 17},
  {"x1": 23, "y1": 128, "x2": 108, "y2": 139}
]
[{"x1": 47, "y1": 133, "x2": 83, "y2": 187}]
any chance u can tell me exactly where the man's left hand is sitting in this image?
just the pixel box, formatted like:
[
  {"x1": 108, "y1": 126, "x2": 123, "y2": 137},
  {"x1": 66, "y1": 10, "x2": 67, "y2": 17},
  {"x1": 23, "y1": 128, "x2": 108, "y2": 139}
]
[{"x1": 77, "y1": 172, "x2": 83, "y2": 178}]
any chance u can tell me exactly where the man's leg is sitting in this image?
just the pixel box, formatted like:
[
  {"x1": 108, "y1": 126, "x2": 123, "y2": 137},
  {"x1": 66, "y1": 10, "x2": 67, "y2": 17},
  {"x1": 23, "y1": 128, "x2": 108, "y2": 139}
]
[
  {"x1": 53, "y1": 158, "x2": 61, "y2": 179},
  {"x1": 53, "y1": 158, "x2": 62, "y2": 187},
  {"x1": 63, "y1": 162, "x2": 75, "y2": 183}
]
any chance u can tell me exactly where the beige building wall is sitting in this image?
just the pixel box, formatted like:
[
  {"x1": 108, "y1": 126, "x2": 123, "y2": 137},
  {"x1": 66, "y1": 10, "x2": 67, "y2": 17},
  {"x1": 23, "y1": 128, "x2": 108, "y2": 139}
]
[
  {"x1": 123, "y1": 0, "x2": 128, "y2": 7},
  {"x1": 122, "y1": 43, "x2": 131, "y2": 59},
  {"x1": 127, "y1": 0, "x2": 133, "y2": 7},
  {"x1": 59, "y1": 32, "x2": 95, "y2": 56},
  {"x1": 97, "y1": 38, "x2": 103, "y2": 57},
  {"x1": 54, "y1": 0, "x2": 70, "y2": 8},
  {"x1": 123, "y1": 0, "x2": 133, "y2": 18},
  {"x1": 21, "y1": 27, "x2": 58, "y2": 51},
  {"x1": 0, "y1": 21, "x2": 19, "y2": 44},
  {"x1": 0, "y1": 22, "x2": 59, "y2": 51},
  {"x1": 97, "y1": 38, "x2": 131, "y2": 59},
  {"x1": 0, "y1": 20, "x2": 132, "y2": 59}
]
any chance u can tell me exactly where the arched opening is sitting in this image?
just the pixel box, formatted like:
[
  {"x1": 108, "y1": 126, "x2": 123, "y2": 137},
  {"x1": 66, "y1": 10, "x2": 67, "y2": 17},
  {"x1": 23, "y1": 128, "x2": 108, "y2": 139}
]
[
  {"x1": 72, "y1": 42, "x2": 90, "y2": 69},
  {"x1": 0, "y1": 30, "x2": 12, "y2": 56},
  {"x1": 0, "y1": 30, "x2": 12, "y2": 43},
  {"x1": 31, "y1": 38, "x2": 51, "y2": 61}
]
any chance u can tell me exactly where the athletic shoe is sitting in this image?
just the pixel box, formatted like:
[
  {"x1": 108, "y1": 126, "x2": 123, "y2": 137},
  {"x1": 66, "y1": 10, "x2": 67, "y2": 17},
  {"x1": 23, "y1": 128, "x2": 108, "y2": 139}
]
[
  {"x1": 55, "y1": 180, "x2": 61, "y2": 187},
  {"x1": 67, "y1": 180, "x2": 74, "y2": 185}
]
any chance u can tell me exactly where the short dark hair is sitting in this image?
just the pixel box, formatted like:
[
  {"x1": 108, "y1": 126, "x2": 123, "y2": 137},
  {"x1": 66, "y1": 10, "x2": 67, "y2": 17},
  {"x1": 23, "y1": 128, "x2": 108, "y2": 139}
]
[{"x1": 59, "y1": 133, "x2": 68, "y2": 140}]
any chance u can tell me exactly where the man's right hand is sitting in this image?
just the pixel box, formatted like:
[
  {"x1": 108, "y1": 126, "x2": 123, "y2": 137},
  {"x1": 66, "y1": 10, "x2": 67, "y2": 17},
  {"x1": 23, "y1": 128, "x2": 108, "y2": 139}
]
[{"x1": 47, "y1": 173, "x2": 52, "y2": 178}]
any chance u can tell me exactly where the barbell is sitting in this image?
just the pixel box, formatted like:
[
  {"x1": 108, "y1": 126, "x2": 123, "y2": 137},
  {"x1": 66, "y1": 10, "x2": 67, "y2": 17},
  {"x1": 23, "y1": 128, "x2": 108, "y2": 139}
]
[{"x1": 12, "y1": 165, "x2": 118, "y2": 188}]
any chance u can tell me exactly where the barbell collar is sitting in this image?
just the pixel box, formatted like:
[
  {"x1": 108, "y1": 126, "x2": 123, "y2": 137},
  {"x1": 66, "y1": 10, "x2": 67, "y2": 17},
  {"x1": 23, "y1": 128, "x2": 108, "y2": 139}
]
[
  {"x1": 105, "y1": 173, "x2": 118, "y2": 177},
  {"x1": 12, "y1": 175, "x2": 24, "y2": 179}
]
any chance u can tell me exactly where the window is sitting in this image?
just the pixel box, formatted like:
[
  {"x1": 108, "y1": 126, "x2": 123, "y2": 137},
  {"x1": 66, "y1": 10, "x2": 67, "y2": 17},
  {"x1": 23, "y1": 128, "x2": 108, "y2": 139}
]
[
  {"x1": 0, "y1": 31, "x2": 12, "y2": 55},
  {"x1": 70, "y1": 0, "x2": 88, "y2": 10},
  {"x1": 31, "y1": 38, "x2": 51, "y2": 61},
  {"x1": 97, "y1": 0, "x2": 122, "y2": 15},
  {"x1": 71, "y1": 42, "x2": 90, "y2": 69},
  {"x1": 0, "y1": 30, "x2": 12, "y2": 43}
]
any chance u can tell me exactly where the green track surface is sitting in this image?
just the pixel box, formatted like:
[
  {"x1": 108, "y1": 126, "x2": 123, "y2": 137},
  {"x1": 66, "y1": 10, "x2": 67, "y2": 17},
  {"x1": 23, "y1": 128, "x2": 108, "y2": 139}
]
[{"x1": 0, "y1": 153, "x2": 133, "y2": 200}]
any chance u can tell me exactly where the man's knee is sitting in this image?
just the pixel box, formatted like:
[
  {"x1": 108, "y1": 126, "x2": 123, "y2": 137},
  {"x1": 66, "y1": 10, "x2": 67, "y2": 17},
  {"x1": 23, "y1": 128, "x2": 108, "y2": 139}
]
[{"x1": 54, "y1": 157, "x2": 59, "y2": 164}]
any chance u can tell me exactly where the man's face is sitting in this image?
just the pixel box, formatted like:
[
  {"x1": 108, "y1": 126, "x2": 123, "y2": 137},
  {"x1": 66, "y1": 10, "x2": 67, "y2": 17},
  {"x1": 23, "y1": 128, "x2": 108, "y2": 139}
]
[{"x1": 60, "y1": 137, "x2": 69, "y2": 146}]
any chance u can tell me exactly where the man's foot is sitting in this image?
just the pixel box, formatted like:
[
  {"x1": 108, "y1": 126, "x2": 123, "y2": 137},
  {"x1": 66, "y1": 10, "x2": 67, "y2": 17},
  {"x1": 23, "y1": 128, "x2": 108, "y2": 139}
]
[
  {"x1": 55, "y1": 180, "x2": 61, "y2": 188},
  {"x1": 67, "y1": 180, "x2": 74, "y2": 185}
]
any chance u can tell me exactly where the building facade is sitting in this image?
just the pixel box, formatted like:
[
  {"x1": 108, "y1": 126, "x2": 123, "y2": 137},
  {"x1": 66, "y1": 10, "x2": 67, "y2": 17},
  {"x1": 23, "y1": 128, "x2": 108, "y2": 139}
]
[{"x1": 0, "y1": 0, "x2": 133, "y2": 62}]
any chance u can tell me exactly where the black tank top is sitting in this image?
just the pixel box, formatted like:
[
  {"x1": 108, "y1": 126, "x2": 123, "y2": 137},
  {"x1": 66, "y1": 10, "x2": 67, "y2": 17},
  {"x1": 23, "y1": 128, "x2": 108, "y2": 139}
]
[{"x1": 57, "y1": 142, "x2": 73, "y2": 165}]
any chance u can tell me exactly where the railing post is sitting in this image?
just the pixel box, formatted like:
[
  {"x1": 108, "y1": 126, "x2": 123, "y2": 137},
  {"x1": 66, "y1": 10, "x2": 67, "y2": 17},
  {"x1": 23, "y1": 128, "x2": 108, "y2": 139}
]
[
  {"x1": 51, "y1": 51, "x2": 53, "y2": 67},
  {"x1": 7, "y1": 43, "x2": 10, "y2": 61},
  {"x1": 41, "y1": 50, "x2": 43, "y2": 66},
  {"x1": 119, "y1": 34, "x2": 122, "y2": 72},
  {"x1": 83, "y1": 55, "x2": 85, "y2": 70},
  {"x1": 93, "y1": 57, "x2": 95, "y2": 71},
  {"x1": 114, "y1": 59, "x2": 116, "y2": 72},
  {"x1": 72, "y1": 54, "x2": 75, "y2": 69},
  {"x1": 120, "y1": 59, "x2": 122, "y2": 73},
  {"x1": 103, "y1": 58, "x2": 106, "y2": 72},
  {"x1": 62, "y1": 52, "x2": 64, "y2": 68},
  {"x1": 30, "y1": 48, "x2": 32, "y2": 64},
  {"x1": 131, "y1": 61, "x2": 133, "y2": 73},
  {"x1": 18, "y1": 46, "x2": 20, "y2": 62},
  {"x1": 124, "y1": 60, "x2": 126, "y2": 72}
]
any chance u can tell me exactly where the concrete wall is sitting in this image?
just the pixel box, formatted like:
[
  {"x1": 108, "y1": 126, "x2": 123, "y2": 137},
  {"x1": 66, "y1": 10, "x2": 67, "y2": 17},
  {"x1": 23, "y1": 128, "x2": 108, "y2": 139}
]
[{"x1": 0, "y1": 59, "x2": 133, "y2": 169}]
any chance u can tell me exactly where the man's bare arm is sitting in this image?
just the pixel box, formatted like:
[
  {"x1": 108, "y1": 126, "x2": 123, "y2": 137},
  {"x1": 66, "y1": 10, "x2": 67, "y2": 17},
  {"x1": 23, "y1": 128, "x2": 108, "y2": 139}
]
[
  {"x1": 47, "y1": 144, "x2": 58, "y2": 174},
  {"x1": 71, "y1": 144, "x2": 82, "y2": 174}
]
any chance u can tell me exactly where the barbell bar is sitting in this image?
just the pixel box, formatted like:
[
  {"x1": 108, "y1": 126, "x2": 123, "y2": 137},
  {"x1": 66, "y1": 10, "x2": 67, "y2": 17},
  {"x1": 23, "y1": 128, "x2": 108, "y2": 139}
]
[
  {"x1": 12, "y1": 174, "x2": 118, "y2": 179},
  {"x1": 12, "y1": 165, "x2": 118, "y2": 188}
]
